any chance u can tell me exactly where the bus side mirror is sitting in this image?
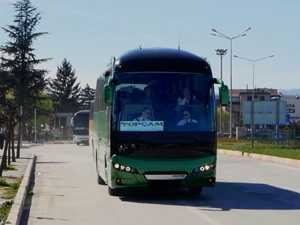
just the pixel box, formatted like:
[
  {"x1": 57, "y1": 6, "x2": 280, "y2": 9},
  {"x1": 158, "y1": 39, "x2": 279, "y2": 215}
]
[
  {"x1": 219, "y1": 85, "x2": 229, "y2": 106},
  {"x1": 213, "y1": 78, "x2": 229, "y2": 106},
  {"x1": 104, "y1": 77, "x2": 113, "y2": 106}
]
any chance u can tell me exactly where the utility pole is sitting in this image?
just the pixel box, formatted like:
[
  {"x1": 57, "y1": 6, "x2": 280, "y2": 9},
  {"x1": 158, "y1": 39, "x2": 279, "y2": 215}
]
[
  {"x1": 211, "y1": 27, "x2": 251, "y2": 138},
  {"x1": 215, "y1": 49, "x2": 227, "y2": 133},
  {"x1": 234, "y1": 54, "x2": 274, "y2": 148},
  {"x1": 34, "y1": 108, "x2": 37, "y2": 143}
]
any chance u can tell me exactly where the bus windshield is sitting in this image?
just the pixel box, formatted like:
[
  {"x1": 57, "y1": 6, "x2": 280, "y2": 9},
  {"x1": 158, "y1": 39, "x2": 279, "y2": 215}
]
[
  {"x1": 73, "y1": 114, "x2": 89, "y2": 135},
  {"x1": 114, "y1": 72, "x2": 215, "y2": 132}
]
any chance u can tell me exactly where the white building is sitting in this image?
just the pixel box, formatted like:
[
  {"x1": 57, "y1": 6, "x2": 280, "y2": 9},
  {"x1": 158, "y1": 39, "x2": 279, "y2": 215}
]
[{"x1": 286, "y1": 99, "x2": 300, "y2": 123}]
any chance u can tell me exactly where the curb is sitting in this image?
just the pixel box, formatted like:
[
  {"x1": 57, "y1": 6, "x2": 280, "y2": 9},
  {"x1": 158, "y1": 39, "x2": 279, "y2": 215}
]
[
  {"x1": 218, "y1": 149, "x2": 300, "y2": 168},
  {"x1": 6, "y1": 154, "x2": 36, "y2": 225},
  {"x1": 53, "y1": 141, "x2": 64, "y2": 144}
]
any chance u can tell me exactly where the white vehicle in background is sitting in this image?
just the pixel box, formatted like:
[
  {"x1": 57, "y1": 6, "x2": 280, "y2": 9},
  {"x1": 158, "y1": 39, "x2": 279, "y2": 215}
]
[{"x1": 71, "y1": 110, "x2": 90, "y2": 145}]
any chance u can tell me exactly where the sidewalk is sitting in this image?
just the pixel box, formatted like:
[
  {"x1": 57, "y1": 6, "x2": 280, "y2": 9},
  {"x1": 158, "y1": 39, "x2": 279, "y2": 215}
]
[
  {"x1": 0, "y1": 146, "x2": 36, "y2": 225},
  {"x1": 2, "y1": 141, "x2": 73, "y2": 224}
]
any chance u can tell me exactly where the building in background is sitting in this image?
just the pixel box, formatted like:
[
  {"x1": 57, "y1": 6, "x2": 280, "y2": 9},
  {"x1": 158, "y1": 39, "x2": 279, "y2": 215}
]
[
  {"x1": 286, "y1": 98, "x2": 300, "y2": 124},
  {"x1": 229, "y1": 88, "x2": 281, "y2": 127}
]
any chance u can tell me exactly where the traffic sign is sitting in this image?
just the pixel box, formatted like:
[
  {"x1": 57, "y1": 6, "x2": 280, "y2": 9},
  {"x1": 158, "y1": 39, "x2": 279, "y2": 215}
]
[{"x1": 286, "y1": 114, "x2": 290, "y2": 125}]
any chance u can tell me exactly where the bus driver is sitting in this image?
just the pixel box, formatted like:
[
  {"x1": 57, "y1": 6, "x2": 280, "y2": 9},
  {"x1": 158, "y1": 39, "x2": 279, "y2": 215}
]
[
  {"x1": 133, "y1": 107, "x2": 152, "y2": 121},
  {"x1": 177, "y1": 109, "x2": 198, "y2": 126}
]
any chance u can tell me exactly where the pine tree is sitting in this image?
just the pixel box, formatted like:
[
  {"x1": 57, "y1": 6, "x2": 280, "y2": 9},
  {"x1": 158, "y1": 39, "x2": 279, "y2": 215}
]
[
  {"x1": 49, "y1": 59, "x2": 81, "y2": 113},
  {"x1": 0, "y1": 0, "x2": 49, "y2": 158},
  {"x1": 79, "y1": 83, "x2": 95, "y2": 110}
]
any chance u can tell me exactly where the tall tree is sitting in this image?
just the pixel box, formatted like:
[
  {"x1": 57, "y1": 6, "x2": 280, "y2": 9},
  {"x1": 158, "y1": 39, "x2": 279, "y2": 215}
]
[
  {"x1": 0, "y1": 0, "x2": 49, "y2": 157},
  {"x1": 217, "y1": 106, "x2": 230, "y2": 133},
  {"x1": 79, "y1": 83, "x2": 95, "y2": 110},
  {"x1": 0, "y1": 69, "x2": 9, "y2": 111},
  {"x1": 0, "y1": 100, "x2": 18, "y2": 176},
  {"x1": 49, "y1": 59, "x2": 81, "y2": 113}
]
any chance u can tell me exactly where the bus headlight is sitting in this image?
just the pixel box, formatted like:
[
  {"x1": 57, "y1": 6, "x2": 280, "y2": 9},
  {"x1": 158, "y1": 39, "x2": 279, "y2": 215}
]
[
  {"x1": 193, "y1": 163, "x2": 216, "y2": 173},
  {"x1": 113, "y1": 162, "x2": 138, "y2": 174}
]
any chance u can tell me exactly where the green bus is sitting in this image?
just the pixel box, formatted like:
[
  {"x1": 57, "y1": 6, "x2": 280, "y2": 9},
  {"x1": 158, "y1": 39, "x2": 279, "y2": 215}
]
[{"x1": 92, "y1": 48, "x2": 228, "y2": 196}]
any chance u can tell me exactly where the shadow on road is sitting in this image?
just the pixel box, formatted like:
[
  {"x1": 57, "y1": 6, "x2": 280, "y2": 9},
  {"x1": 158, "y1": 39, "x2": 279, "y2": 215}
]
[{"x1": 119, "y1": 182, "x2": 300, "y2": 211}]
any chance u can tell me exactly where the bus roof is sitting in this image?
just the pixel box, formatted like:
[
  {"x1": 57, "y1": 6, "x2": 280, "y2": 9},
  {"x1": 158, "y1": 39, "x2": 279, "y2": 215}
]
[
  {"x1": 74, "y1": 110, "x2": 90, "y2": 116},
  {"x1": 114, "y1": 48, "x2": 212, "y2": 74}
]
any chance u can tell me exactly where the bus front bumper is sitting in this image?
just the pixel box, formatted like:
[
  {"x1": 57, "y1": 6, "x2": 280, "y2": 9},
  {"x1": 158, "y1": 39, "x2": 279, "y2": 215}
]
[
  {"x1": 109, "y1": 155, "x2": 216, "y2": 189},
  {"x1": 73, "y1": 135, "x2": 89, "y2": 144},
  {"x1": 111, "y1": 171, "x2": 216, "y2": 189}
]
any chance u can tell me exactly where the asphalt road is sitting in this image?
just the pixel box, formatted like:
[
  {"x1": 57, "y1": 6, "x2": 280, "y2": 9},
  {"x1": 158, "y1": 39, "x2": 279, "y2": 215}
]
[{"x1": 21, "y1": 144, "x2": 300, "y2": 225}]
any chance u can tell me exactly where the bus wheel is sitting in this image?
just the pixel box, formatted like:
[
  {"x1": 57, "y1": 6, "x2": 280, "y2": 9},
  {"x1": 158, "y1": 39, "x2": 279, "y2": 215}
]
[
  {"x1": 188, "y1": 187, "x2": 203, "y2": 196},
  {"x1": 108, "y1": 187, "x2": 121, "y2": 196}
]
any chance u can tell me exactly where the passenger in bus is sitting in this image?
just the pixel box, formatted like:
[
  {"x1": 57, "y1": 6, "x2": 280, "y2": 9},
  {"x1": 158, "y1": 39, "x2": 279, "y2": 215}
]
[
  {"x1": 133, "y1": 107, "x2": 152, "y2": 121},
  {"x1": 131, "y1": 88, "x2": 142, "y2": 104},
  {"x1": 177, "y1": 87, "x2": 197, "y2": 105},
  {"x1": 177, "y1": 108, "x2": 198, "y2": 126},
  {"x1": 140, "y1": 86, "x2": 154, "y2": 104}
]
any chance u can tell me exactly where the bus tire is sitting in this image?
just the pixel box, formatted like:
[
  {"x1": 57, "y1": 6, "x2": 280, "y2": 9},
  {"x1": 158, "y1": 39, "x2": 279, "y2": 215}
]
[
  {"x1": 108, "y1": 187, "x2": 121, "y2": 196},
  {"x1": 188, "y1": 187, "x2": 203, "y2": 196}
]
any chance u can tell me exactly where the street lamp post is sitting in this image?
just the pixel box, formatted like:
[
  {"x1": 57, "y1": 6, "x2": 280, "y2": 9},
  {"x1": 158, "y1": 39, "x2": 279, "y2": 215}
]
[
  {"x1": 211, "y1": 27, "x2": 251, "y2": 138},
  {"x1": 61, "y1": 126, "x2": 64, "y2": 141},
  {"x1": 234, "y1": 55, "x2": 274, "y2": 148},
  {"x1": 215, "y1": 49, "x2": 227, "y2": 133}
]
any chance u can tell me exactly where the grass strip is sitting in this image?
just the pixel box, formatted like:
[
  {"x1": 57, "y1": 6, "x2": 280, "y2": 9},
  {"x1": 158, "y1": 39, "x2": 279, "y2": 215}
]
[
  {"x1": 0, "y1": 201, "x2": 13, "y2": 222},
  {"x1": 218, "y1": 139, "x2": 300, "y2": 160}
]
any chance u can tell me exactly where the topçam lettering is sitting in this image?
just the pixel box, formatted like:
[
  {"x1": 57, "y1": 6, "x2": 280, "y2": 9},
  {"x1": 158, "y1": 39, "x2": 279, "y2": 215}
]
[{"x1": 120, "y1": 121, "x2": 163, "y2": 127}]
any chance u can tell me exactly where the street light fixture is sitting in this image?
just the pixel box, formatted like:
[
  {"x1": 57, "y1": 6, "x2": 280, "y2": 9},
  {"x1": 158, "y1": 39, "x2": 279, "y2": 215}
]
[
  {"x1": 215, "y1": 49, "x2": 227, "y2": 133},
  {"x1": 234, "y1": 54, "x2": 274, "y2": 148},
  {"x1": 211, "y1": 27, "x2": 251, "y2": 138}
]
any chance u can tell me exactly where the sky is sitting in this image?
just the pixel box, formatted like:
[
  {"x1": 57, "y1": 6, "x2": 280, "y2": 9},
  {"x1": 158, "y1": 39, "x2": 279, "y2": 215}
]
[{"x1": 0, "y1": 0, "x2": 300, "y2": 93}]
